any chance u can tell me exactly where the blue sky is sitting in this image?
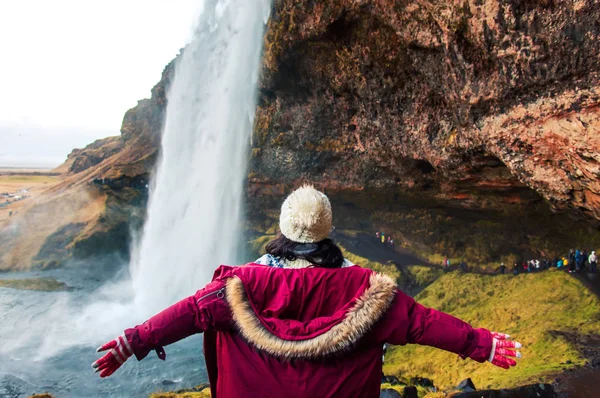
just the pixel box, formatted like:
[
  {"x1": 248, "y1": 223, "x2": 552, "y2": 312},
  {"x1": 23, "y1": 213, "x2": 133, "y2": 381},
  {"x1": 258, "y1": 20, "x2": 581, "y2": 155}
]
[{"x1": 0, "y1": 0, "x2": 203, "y2": 168}]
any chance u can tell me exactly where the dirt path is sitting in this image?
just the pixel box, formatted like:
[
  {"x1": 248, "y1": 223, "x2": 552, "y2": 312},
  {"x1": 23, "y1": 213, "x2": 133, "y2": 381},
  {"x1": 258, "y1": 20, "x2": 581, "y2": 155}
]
[
  {"x1": 573, "y1": 270, "x2": 600, "y2": 298},
  {"x1": 553, "y1": 271, "x2": 600, "y2": 397},
  {"x1": 335, "y1": 231, "x2": 443, "y2": 295},
  {"x1": 336, "y1": 231, "x2": 433, "y2": 267}
]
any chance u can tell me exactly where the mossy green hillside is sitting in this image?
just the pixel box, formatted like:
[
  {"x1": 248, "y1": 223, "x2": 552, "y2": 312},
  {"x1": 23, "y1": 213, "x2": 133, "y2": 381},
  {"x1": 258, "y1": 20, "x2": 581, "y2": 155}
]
[
  {"x1": 383, "y1": 270, "x2": 600, "y2": 390},
  {"x1": 340, "y1": 244, "x2": 402, "y2": 284},
  {"x1": 406, "y1": 265, "x2": 444, "y2": 288}
]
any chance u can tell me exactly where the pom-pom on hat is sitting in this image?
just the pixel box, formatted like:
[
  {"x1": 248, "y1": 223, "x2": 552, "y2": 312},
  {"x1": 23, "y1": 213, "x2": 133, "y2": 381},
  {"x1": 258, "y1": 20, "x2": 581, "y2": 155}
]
[{"x1": 279, "y1": 185, "x2": 332, "y2": 243}]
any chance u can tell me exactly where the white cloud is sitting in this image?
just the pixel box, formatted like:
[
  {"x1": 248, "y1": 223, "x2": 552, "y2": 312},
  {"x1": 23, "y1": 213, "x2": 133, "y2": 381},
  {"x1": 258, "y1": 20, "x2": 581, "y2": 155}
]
[{"x1": 0, "y1": 0, "x2": 203, "y2": 166}]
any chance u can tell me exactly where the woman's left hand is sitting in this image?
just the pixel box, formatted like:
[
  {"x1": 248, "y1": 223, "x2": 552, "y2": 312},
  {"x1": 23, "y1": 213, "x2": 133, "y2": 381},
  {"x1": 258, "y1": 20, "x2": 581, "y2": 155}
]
[
  {"x1": 91, "y1": 335, "x2": 133, "y2": 377},
  {"x1": 488, "y1": 332, "x2": 522, "y2": 369}
]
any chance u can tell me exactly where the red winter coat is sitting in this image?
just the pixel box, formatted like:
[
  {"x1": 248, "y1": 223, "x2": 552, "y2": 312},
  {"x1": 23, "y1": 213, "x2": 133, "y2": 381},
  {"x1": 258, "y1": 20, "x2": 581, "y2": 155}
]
[{"x1": 125, "y1": 264, "x2": 492, "y2": 398}]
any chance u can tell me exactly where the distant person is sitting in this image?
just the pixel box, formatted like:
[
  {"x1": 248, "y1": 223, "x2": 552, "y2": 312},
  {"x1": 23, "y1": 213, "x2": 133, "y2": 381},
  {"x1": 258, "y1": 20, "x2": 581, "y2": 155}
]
[
  {"x1": 534, "y1": 259, "x2": 540, "y2": 271},
  {"x1": 575, "y1": 250, "x2": 583, "y2": 272},
  {"x1": 460, "y1": 260, "x2": 467, "y2": 272},
  {"x1": 543, "y1": 259, "x2": 549, "y2": 270},
  {"x1": 376, "y1": 231, "x2": 380, "y2": 239},
  {"x1": 589, "y1": 251, "x2": 597, "y2": 273},
  {"x1": 568, "y1": 250, "x2": 576, "y2": 273},
  {"x1": 499, "y1": 263, "x2": 506, "y2": 274},
  {"x1": 381, "y1": 232, "x2": 385, "y2": 244},
  {"x1": 92, "y1": 185, "x2": 522, "y2": 396},
  {"x1": 389, "y1": 238, "x2": 394, "y2": 248}
]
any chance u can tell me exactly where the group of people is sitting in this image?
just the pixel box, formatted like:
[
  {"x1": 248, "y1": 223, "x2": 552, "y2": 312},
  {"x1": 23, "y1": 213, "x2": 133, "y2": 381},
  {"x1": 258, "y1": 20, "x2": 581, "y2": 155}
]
[
  {"x1": 375, "y1": 231, "x2": 395, "y2": 247},
  {"x1": 563, "y1": 249, "x2": 597, "y2": 273},
  {"x1": 499, "y1": 249, "x2": 597, "y2": 275}
]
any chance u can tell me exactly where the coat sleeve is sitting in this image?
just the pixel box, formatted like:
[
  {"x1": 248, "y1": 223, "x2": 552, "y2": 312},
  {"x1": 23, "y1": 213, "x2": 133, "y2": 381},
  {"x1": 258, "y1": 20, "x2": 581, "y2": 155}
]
[
  {"x1": 375, "y1": 289, "x2": 493, "y2": 363},
  {"x1": 124, "y1": 279, "x2": 232, "y2": 361}
]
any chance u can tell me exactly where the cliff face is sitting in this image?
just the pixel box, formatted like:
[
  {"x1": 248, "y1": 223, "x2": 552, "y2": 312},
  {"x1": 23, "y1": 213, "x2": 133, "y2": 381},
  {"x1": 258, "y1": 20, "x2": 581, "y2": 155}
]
[
  {"x1": 0, "y1": 58, "x2": 175, "y2": 270},
  {"x1": 4, "y1": 1, "x2": 600, "y2": 269},
  {"x1": 251, "y1": 0, "x2": 600, "y2": 222}
]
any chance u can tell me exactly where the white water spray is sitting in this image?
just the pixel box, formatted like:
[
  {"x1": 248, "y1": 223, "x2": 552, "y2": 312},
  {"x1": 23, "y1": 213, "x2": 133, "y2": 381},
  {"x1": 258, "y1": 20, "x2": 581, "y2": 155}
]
[
  {"x1": 0, "y1": 0, "x2": 270, "y2": 366},
  {"x1": 132, "y1": 0, "x2": 271, "y2": 313}
]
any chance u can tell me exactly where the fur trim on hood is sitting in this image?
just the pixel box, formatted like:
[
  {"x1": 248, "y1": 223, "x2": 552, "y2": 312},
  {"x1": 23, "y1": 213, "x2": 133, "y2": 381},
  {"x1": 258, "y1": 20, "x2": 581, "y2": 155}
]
[{"x1": 225, "y1": 272, "x2": 396, "y2": 359}]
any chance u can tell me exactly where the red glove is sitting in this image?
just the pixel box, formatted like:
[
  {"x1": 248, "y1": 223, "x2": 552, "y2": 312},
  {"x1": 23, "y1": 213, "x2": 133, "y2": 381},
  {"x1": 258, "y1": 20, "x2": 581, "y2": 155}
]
[
  {"x1": 92, "y1": 334, "x2": 133, "y2": 377},
  {"x1": 488, "y1": 332, "x2": 522, "y2": 369}
]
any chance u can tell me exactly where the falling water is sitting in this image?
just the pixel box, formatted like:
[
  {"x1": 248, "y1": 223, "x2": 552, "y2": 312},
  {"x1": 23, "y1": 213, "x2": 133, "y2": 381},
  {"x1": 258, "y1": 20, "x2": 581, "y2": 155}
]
[
  {"x1": 131, "y1": 0, "x2": 271, "y2": 313},
  {"x1": 0, "y1": 3, "x2": 271, "y2": 396}
]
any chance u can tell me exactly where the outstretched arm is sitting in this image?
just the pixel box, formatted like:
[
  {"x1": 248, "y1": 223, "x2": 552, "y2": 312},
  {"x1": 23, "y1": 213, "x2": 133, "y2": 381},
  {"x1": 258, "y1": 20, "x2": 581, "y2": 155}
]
[
  {"x1": 92, "y1": 279, "x2": 231, "y2": 377},
  {"x1": 376, "y1": 289, "x2": 521, "y2": 368}
]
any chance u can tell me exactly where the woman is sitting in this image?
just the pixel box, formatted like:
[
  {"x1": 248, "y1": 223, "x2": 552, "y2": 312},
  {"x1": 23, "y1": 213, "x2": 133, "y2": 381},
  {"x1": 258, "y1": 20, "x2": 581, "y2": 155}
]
[{"x1": 93, "y1": 185, "x2": 522, "y2": 397}]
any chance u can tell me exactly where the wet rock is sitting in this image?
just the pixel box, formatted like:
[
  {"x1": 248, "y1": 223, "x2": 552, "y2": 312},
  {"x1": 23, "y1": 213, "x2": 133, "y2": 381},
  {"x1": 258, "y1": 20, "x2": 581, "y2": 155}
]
[
  {"x1": 379, "y1": 389, "x2": 401, "y2": 398},
  {"x1": 403, "y1": 386, "x2": 418, "y2": 398},
  {"x1": 457, "y1": 378, "x2": 477, "y2": 392},
  {"x1": 409, "y1": 377, "x2": 434, "y2": 388},
  {"x1": 452, "y1": 383, "x2": 557, "y2": 397},
  {"x1": 381, "y1": 375, "x2": 402, "y2": 385}
]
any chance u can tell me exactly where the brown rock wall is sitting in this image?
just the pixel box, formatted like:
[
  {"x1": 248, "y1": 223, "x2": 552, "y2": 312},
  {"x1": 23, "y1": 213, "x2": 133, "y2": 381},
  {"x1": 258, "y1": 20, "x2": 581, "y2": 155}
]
[{"x1": 252, "y1": 0, "x2": 600, "y2": 221}]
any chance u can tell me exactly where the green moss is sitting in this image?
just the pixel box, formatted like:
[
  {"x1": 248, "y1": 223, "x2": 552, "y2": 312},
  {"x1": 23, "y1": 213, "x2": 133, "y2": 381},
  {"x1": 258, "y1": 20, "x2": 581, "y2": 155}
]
[
  {"x1": 149, "y1": 389, "x2": 210, "y2": 398},
  {"x1": 407, "y1": 265, "x2": 444, "y2": 287},
  {"x1": 340, "y1": 244, "x2": 403, "y2": 285},
  {"x1": 247, "y1": 234, "x2": 276, "y2": 259},
  {"x1": 383, "y1": 270, "x2": 600, "y2": 390},
  {"x1": 0, "y1": 278, "x2": 68, "y2": 291}
]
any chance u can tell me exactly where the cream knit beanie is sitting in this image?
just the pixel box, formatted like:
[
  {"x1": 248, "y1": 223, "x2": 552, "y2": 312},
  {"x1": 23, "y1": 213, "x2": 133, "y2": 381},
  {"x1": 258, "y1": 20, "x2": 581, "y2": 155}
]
[{"x1": 279, "y1": 185, "x2": 332, "y2": 243}]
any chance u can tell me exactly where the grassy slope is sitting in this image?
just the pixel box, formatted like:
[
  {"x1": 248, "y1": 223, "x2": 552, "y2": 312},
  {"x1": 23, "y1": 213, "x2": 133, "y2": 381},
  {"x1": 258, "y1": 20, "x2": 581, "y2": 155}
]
[
  {"x1": 383, "y1": 270, "x2": 600, "y2": 390},
  {"x1": 407, "y1": 265, "x2": 444, "y2": 288},
  {"x1": 0, "y1": 278, "x2": 68, "y2": 291},
  {"x1": 149, "y1": 391, "x2": 210, "y2": 398},
  {"x1": 340, "y1": 244, "x2": 403, "y2": 283}
]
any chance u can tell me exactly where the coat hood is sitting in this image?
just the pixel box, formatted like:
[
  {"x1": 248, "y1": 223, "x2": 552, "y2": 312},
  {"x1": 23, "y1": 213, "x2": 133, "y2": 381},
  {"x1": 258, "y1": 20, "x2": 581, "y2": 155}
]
[{"x1": 212, "y1": 264, "x2": 396, "y2": 359}]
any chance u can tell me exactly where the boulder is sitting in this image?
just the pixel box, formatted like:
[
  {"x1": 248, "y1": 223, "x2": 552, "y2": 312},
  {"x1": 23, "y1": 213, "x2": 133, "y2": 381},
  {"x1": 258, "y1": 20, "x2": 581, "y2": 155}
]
[
  {"x1": 379, "y1": 389, "x2": 401, "y2": 398},
  {"x1": 452, "y1": 383, "x2": 557, "y2": 398},
  {"x1": 381, "y1": 375, "x2": 401, "y2": 385},
  {"x1": 403, "y1": 386, "x2": 418, "y2": 398},
  {"x1": 408, "y1": 377, "x2": 434, "y2": 388},
  {"x1": 457, "y1": 378, "x2": 476, "y2": 392}
]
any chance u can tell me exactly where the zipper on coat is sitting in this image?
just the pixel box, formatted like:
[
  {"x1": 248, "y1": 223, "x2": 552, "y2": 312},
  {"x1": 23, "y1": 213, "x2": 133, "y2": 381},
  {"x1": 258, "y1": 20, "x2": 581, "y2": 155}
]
[{"x1": 196, "y1": 287, "x2": 225, "y2": 304}]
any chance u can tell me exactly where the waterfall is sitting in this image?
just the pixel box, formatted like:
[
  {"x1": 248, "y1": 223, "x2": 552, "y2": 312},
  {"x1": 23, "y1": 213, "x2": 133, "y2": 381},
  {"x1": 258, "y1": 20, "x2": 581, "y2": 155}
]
[
  {"x1": 131, "y1": 0, "x2": 271, "y2": 313},
  {"x1": 0, "y1": 2, "x2": 272, "y2": 383}
]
